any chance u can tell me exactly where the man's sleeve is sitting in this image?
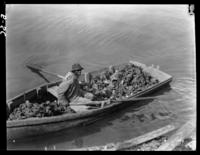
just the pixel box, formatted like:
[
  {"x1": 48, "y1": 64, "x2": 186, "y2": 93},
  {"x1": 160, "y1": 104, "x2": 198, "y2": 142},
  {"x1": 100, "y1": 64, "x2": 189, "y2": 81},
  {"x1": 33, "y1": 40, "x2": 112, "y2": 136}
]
[{"x1": 63, "y1": 72, "x2": 73, "y2": 80}]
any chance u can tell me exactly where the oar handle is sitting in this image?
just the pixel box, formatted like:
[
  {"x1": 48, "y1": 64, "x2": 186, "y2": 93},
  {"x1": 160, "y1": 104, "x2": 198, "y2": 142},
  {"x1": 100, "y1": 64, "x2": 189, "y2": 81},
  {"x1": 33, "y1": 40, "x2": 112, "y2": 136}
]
[
  {"x1": 70, "y1": 103, "x2": 97, "y2": 106},
  {"x1": 70, "y1": 101, "x2": 102, "y2": 106},
  {"x1": 41, "y1": 70, "x2": 64, "y2": 79}
]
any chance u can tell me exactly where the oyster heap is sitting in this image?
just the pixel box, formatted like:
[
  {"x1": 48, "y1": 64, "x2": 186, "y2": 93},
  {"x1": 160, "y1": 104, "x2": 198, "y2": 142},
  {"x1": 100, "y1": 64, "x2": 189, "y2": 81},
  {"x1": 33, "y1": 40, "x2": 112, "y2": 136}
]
[
  {"x1": 8, "y1": 100, "x2": 75, "y2": 121},
  {"x1": 82, "y1": 63, "x2": 159, "y2": 101}
]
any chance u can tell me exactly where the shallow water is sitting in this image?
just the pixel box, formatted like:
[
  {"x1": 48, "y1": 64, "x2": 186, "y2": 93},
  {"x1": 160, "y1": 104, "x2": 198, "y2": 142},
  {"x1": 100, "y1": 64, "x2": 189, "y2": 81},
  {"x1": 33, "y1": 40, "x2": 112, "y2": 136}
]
[{"x1": 6, "y1": 5, "x2": 196, "y2": 150}]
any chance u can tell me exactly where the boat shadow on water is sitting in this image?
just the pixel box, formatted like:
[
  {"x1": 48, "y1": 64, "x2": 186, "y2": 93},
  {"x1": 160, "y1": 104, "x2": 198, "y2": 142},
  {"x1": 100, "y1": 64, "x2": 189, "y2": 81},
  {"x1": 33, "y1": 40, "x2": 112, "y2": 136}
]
[
  {"x1": 104, "y1": 83, "x2": 173, "y2": 123},
  {"x1": 7, "y1": 84, "x2": 173, "y2": 150},
  {"x1": 118, "y1": 84, "x2": 174, "y2": 122}
]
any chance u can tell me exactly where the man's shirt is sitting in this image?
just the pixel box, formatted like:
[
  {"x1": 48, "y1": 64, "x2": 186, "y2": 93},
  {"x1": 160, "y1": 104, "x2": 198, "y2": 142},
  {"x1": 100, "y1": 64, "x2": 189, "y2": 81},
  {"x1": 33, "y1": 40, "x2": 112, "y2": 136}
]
[{"x1": 57, "y1": 72, "x2": 82, "y2": 102}]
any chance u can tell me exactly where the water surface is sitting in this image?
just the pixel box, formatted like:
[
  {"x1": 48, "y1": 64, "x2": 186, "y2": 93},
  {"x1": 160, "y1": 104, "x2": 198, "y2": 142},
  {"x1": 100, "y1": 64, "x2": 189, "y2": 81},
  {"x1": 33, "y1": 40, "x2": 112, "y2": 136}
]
[{"x1": 6, "y1": 4, "x2": 196, "y2": 150}]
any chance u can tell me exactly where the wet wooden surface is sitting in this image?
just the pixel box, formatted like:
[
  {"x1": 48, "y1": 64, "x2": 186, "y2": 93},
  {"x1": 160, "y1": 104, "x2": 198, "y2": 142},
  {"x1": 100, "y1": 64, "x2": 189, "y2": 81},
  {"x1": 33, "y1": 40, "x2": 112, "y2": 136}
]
[{"x1": 156, "y1": 119, "x2": 196, "y2": 151}]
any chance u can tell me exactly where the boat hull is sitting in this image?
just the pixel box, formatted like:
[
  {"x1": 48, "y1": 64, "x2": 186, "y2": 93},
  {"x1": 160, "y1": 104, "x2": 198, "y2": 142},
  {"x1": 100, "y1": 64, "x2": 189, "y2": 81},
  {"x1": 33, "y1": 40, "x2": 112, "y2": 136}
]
[{"x1": 7, "y1": 61, "x2": 172, "y2": 140}]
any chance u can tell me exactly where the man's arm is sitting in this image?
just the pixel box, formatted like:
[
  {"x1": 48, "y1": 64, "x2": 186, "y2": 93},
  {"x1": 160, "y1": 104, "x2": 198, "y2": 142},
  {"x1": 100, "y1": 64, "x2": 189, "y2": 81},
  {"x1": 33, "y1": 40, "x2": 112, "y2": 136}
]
[
  {"x1": 57, "y1": 75, "x2": 65, "y2": 79},
  {"x1": 79, "y1": 87, "x2": 94, "y2": 100}
]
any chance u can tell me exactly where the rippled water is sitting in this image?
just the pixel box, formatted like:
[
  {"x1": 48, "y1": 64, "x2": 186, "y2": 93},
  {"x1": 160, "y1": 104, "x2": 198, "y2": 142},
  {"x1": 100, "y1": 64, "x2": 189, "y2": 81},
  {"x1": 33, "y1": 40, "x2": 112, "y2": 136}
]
[{"x1": 6, "y1": 5, "x2": 196, "y2": 150}]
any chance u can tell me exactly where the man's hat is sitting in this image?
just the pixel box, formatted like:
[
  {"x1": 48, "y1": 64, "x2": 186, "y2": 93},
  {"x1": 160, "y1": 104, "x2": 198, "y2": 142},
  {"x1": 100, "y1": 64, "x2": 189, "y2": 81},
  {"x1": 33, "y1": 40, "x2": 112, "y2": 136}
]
[{"x1": 71, "y1": 63, "x2": 84, "y2": 72}]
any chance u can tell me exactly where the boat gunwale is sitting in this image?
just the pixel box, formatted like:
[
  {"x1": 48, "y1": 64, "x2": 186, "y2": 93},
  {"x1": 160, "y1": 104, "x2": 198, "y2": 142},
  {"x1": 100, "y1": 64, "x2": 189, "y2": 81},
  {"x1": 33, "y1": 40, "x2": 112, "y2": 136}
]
[{"x1": 6, "y1": 80, "x2": 60, "y2": 104}]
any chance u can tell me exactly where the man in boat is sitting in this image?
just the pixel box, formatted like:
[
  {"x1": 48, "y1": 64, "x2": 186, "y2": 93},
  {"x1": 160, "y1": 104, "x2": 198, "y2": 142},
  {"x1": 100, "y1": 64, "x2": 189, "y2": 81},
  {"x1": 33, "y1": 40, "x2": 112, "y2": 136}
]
[{"x1": 57, "y1": 63, "x2": 94, "y2": 108}]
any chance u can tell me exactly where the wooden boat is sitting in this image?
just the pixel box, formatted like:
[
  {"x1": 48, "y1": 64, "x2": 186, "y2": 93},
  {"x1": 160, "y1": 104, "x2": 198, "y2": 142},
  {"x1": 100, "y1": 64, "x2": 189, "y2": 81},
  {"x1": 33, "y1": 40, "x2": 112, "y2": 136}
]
[{"x1": 6, "y1": 60, "x2": 173, "y2": 140}]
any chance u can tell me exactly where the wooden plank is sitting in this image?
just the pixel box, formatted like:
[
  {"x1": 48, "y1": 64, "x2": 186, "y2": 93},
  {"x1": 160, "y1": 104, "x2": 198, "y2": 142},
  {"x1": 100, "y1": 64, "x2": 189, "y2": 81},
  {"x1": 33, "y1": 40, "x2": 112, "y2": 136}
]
[
  {"x1": 71, "y1": 124, "x2": 176, "y2": 151},
  {"x1": 116, "y1": 124, "x2": 176, "y2": 150},
  {"x1": 156, "y1": 119, "x2": 196, "y2": 151},
  {"x1": 185, "y1": 130, "x2": 196, "y2": 150}
]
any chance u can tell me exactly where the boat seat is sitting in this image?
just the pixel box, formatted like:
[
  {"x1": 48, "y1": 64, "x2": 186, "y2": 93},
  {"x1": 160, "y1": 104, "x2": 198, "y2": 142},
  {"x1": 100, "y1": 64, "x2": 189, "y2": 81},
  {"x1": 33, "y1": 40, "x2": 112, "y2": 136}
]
[{"x1": 47, "y1": 86, "x2": 59, "y2": 98}]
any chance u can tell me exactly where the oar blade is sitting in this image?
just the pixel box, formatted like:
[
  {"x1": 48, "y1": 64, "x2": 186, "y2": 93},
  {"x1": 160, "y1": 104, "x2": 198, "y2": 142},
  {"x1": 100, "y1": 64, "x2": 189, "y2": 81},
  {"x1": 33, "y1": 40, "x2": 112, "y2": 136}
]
[{"x1": 26, "y1": 65, "x2": 42, "y2": 72}]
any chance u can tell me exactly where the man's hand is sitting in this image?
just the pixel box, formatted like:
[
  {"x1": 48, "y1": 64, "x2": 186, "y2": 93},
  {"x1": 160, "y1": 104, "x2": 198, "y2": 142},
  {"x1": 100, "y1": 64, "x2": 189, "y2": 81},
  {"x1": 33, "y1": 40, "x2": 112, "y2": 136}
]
[{"x1": 84, "y1": 92, "x2": 94, "y2": 100}]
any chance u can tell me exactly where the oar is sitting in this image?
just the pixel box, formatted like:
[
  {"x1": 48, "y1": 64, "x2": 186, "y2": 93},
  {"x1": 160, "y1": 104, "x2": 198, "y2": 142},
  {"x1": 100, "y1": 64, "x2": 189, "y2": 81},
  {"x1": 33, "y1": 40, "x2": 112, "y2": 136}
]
[
  {"x1": 26, "y1": 65, "x2": 65, "y2": 79},
  {"x1": 69, "y1": 95, "x2": 171, "y2": 106},
  {"x1": 114, "y1": 95, "x2": 171, "y2": 103}
]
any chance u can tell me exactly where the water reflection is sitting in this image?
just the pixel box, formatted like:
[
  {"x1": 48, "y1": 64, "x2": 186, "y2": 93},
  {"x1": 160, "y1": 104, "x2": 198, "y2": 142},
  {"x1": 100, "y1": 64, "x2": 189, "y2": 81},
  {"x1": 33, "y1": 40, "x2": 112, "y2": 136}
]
[{"x1": 73, "y1": 138, "x2": 84, "y2": 148}]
